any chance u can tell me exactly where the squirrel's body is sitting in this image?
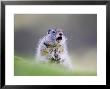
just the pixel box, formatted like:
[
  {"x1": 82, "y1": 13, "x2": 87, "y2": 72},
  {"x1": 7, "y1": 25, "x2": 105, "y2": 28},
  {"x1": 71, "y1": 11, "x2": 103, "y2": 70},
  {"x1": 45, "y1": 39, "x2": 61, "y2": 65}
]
[{"x1": 36, "y1": 27, "x2": 73, "y2": 69}]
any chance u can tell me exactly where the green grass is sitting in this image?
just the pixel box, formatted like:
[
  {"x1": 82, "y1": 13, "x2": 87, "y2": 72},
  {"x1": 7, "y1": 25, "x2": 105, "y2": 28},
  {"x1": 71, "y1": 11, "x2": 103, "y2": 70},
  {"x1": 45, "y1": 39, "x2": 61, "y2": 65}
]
[{"x1": 14, "y1": 56, "x2": 96, "y2": 76}]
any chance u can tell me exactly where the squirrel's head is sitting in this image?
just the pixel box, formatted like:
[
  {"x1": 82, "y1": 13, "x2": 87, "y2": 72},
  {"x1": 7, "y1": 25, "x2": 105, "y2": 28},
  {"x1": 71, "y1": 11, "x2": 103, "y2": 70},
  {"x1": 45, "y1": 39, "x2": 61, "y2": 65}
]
[
  {"x1": 47, "y1": 27, "x2": 57, "y2": 42},
  {"x1": 47, "y1": 27, "x2": 64, "y2": 43},
  {"x1": 48, "y1": 27, "x2": 57, "y2": 36}
]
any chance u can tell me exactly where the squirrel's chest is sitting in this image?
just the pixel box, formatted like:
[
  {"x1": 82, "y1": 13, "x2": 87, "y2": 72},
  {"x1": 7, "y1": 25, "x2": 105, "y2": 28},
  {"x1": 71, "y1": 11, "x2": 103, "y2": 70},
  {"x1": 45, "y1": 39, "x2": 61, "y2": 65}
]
[{"x1": 40, "y1": 43, "x2": 64, "y2": 56}]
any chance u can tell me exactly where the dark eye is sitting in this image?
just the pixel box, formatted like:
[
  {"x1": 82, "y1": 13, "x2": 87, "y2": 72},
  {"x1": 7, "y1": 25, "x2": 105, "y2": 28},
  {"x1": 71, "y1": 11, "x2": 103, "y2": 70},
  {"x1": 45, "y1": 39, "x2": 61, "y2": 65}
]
[{"x1": 53, "y1": 31, "x2": 55, "y2": 33}]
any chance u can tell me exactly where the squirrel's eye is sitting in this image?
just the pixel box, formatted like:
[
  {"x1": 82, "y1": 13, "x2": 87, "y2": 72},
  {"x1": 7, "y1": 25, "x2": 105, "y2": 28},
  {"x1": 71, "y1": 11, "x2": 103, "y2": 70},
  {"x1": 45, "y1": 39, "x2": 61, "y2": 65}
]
[{"x1": 52, "y1": 31, "x2": 55, "y2": 33}]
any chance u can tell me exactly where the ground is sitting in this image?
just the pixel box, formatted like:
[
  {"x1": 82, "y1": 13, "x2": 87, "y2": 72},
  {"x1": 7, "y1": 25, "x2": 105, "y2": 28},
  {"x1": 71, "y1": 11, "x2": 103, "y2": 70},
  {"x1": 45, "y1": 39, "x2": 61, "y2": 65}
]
[{"x1": 14, "y1": 56, "x2": 96, "y2": 76}]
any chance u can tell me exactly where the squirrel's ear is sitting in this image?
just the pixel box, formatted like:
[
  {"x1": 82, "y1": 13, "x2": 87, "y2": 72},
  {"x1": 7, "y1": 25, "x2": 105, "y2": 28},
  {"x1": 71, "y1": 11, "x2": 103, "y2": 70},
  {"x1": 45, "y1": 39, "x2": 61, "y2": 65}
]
[{"x1": 48, "y1": 29, "x2": 51, "y2": 34}]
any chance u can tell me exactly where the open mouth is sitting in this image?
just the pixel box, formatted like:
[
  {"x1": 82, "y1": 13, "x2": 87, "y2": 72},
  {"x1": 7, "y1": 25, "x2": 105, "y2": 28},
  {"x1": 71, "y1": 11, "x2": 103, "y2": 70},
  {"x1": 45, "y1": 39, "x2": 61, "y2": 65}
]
[{"x1": 56, "y1": 36, "x2": 62, "y2": 41}]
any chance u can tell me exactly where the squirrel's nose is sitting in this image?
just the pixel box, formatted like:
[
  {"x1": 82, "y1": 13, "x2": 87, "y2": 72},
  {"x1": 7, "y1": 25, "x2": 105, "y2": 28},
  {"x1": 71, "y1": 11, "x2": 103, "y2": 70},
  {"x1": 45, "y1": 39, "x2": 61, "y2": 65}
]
[{"x1": 59, "y1": 33, "x2": 62, "y2": 36}]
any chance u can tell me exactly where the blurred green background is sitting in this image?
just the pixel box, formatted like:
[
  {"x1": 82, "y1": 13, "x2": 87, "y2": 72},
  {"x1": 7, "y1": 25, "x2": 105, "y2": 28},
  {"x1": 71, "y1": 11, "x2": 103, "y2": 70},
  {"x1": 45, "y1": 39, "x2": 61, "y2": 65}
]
[{"x1": 14, "y1": 14, "x2": 97, "y2": 76}]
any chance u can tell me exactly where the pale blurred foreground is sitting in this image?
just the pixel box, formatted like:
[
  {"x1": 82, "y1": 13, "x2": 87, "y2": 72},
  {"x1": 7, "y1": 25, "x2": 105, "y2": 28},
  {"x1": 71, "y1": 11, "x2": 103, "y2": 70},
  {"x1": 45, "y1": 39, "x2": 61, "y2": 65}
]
[{"x1": 14, "y1": 48, "x2": 96, "y2": 76}]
